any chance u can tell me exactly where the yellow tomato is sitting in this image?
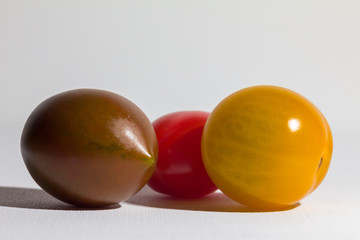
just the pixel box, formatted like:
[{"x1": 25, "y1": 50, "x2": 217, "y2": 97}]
[{"x1": 202, "y1": 86, "x2": 333, "y2": 210}]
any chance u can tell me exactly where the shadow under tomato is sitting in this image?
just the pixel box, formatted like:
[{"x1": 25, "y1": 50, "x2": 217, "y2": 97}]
[
  {"x1": 0, "y1": 186, "x2": 120, "y2": 211},
  {"x1": 126, "y1": 186, "x2": 300, "y2": 213}
]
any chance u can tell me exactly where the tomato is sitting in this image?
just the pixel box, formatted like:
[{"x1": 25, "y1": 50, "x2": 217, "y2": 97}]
[
  {"x1": 201, "y1": 86, "x2": 333, "y2": 210},
  {"x1": 147, "y1": 111, "x2": 218, "y2": 198},
  {"x1": 21, "y1": 89, "x2": 158, "y2": 207}
]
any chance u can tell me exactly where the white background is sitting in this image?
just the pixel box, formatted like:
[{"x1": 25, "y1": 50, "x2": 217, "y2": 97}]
[{"x1": 1, "y1": 0, "x2": 360, "y2": 239}]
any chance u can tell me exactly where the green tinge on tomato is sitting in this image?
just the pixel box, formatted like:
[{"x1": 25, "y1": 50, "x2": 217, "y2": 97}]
[{"x1": 21, "y1": 89, "x2": 158, "y2": 207}]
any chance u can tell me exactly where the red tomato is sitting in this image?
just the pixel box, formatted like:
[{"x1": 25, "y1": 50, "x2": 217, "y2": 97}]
[{"x1": 147, "y1": 111, "x2": 218, "y2": 198}]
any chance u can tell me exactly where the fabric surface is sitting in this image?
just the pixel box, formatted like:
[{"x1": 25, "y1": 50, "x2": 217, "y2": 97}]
[{"x1": 1, "y1": 131, "x2": 359, "y2": 239}]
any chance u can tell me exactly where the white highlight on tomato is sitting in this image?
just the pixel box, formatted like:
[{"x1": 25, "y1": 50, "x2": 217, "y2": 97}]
[{"x1": 288, "y1": 118, "x2": 301, "y2": 132}]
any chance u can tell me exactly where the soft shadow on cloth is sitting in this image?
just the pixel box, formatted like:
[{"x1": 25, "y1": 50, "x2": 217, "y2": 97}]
[
  {"x1": 0, "y1": 186, "x2": 120, "y2": 210},
  {"x1": 126, "y1": 186, "x2": 299, "y2": 213}
]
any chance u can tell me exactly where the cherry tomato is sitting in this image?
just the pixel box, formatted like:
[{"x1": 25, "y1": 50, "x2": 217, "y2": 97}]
[
  {"x1": 147, "y1": 111, "x2": 218, "y2": 198},
  {"x1": 202, "y1": 86, "x2": 333, "y2": 210},
  {"x1": 21, "y1": 89, "x2": 158, "y2": 207}
]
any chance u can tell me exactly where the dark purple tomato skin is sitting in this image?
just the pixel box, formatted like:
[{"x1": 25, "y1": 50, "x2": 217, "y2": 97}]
[
  {"x1": 147, "y1": 111, "x2": 217, "y2": 198},
  {"x1": 21, "y1": 89, "x2": 158, "y2": 207}
]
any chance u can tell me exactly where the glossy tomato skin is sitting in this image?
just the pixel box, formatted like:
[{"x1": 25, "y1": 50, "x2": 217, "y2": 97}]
[
  {"x1": 202, "y1": 86, "x2": 333, "y2": 210},
  {"x1": 147, "y1": 111, "x2": 218, "y2": 198},
  {"x1": 21, "y1": 89, "x2": 158, "y2": 207}
]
